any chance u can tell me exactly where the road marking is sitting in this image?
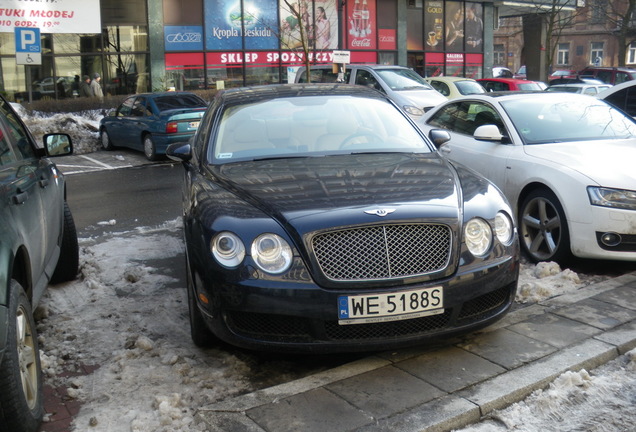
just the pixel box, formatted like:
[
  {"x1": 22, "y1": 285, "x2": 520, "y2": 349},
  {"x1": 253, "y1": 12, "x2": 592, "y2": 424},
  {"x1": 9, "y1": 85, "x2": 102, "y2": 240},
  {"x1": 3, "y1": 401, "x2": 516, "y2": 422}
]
[{"x1": 80, "y1": 154, "x2": 117, "y2": 169}]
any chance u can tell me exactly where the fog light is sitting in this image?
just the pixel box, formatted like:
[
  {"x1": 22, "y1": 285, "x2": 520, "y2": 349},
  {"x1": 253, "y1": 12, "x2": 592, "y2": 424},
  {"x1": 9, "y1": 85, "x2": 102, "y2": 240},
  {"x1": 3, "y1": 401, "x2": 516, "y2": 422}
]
[{"x1": 600, "y1": 232, "x2": 621, "y2": 247}]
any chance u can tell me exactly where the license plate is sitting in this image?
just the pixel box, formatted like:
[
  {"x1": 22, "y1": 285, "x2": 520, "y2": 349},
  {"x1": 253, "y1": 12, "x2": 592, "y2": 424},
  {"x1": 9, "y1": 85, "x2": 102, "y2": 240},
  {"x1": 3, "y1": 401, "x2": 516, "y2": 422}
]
[
  {"x1": 338, "y1": 286, "x2": 443, "y2": 325},
  {"x1": 188, "y1": 121, "x2": 200, "y2": 129}
]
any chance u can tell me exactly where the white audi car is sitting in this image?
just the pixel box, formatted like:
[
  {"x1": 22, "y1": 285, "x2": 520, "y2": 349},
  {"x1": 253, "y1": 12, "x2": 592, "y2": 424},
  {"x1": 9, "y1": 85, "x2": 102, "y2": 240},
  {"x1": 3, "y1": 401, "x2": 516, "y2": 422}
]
[{"x1": 417, "y1": 92, "x2": 636, "y2": 263}]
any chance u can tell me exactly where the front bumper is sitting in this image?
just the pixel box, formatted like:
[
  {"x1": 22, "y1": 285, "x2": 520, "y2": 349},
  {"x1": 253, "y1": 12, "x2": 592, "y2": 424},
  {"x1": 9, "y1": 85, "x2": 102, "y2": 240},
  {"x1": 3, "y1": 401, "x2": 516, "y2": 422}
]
[
  {"x1": 194, "y1": 257, "x2": 519, "y2": 353},
  {"x1": 569, "y1": 206, "x2": 636, "y2": 260}
]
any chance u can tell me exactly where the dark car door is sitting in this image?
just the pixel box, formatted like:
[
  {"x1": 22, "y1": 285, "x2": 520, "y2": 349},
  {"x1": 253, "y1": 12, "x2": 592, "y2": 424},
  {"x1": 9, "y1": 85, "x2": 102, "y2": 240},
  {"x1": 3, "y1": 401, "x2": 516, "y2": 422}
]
[{"x1": 0, "y1": 106, "x2": 50, "y2": 292}]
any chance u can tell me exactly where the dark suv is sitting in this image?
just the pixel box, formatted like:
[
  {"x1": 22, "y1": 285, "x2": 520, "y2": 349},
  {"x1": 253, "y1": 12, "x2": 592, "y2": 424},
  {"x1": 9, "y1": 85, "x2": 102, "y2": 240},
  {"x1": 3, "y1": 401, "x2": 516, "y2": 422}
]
[
  {"x1": 0, "y1": 96, "x2": 78, "y2": 432},
  {"x1": 578, "y1": 67, "x2": 636, "y2": 85}
]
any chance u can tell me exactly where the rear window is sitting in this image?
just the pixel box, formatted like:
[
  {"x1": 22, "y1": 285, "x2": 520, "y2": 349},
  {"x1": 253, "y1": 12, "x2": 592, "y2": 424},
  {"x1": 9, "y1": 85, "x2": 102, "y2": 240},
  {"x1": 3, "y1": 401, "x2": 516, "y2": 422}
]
[{"x1": 154, "y1": 94, "x2": 207, "y2": 111}]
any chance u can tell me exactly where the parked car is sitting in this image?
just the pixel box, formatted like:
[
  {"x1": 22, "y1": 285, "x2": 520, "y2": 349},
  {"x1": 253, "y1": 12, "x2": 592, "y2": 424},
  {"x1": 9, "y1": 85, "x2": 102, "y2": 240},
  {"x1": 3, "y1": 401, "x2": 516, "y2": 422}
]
[
  {"x1": 99, "y1": 91, "x2": 207, "y2": 161},
  {"x1": 578, "y1": 67, "x2": 636, "y2": 85},
  {"x1": 0, "y1": 96, "x2": 79, "y2": 432},
  {"x1": 417, "y1": 92, "x2": 636, "y2": 263},
  {"x1": 513, "y1": 65, "x2": 526, "y2": 79},
  {"x1": 548, "y1": 69, "x2": 578, "y2": 82},
  {"x1": 294, "y1": 64, "x2": 447, "y2": 117},
  {"x1": 166, "y1": 83, "x2": 519, "y2": 353},
  {"x1": 492, "y1": 67, "x2": 513, "y2": 78},
  {"x1": 597, "y1": 80, "x2": 636, "y2": 118},
  {"x1": 424, "y1": 76, "x2": 486, "y2": 99},
  {"x1": 545, "y1": 83, "x2": 612, "y2": 95},
  {"x1": 477, "y1": 78, "x2": 544, "y2": 92}
]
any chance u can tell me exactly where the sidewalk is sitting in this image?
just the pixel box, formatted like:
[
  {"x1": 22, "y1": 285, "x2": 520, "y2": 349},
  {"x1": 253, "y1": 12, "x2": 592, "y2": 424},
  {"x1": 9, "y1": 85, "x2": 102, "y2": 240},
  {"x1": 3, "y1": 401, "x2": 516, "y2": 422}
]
[{"x1": 196, "y1": 272, "x2": 636, "y2": 432}]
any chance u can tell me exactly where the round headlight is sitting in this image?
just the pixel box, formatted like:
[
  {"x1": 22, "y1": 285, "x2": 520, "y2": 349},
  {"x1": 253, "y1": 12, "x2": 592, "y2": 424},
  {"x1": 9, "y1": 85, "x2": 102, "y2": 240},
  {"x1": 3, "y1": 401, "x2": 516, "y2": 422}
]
[
  {"x1": 465, "y1": 218, "x2": 492, "y2": 256},
  {"x1": 211, "y1": 231, "x2": 245, "y2": 267},
  {"x1": 494, "y1": 212, "x2": 514, "y2": 244},
  {"x1": 251, "y1": 233, "x2": 293, "y2": 274}
]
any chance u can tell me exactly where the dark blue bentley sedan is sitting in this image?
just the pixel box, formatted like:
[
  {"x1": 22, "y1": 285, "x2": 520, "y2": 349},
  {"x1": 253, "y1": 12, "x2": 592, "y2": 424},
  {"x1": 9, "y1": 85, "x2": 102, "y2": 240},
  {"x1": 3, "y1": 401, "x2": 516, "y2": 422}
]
[
  {"x1": 167, "y1": 83, "x2": 519, "y2": 353},
  {"x1": 99, "y1": 91, "x2": 207, "y2": 161}
]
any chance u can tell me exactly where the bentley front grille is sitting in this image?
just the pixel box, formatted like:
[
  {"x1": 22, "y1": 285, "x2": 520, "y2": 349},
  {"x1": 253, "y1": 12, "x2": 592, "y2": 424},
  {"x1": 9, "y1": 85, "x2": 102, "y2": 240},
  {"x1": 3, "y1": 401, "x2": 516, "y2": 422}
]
[{"x1": 311, "y1": 224, "x2": 452, "y2": 281}]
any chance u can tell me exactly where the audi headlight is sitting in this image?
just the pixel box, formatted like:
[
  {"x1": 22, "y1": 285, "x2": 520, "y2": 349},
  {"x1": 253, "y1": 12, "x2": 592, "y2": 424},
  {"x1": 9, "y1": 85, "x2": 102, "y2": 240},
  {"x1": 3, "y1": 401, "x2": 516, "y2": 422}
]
[
  {"x1": 494, "y1": 212, "x2": 514, "y2": 244},
  {"x1": 588, "y1": 186, "x2": 636, "y2": 210},
  {"x1": 403, "y1": 105, "x2": 425, "y2": 117},
  {"x1": 465, "y1": 218, "x2": 492, "y2": 256},
  {"x1": 211, "y1": 231, "x2": 245, "y2": 267},
  {"x1": 251, "y1": 233, "x2": 293, "y2": 274}
]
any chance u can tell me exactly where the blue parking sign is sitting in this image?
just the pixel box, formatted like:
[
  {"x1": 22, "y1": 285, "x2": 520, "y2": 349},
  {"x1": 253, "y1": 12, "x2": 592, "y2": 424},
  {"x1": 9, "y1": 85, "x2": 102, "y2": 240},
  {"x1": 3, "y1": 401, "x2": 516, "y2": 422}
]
[{"x1": 15, "y1": 28, "x2": 41, "y2": 65}]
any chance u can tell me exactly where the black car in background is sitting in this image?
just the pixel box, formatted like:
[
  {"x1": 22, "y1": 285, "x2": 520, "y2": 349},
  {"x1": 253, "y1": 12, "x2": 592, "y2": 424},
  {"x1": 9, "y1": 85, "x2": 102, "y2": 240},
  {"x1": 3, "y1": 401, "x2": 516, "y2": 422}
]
[
  {"x1": 167, "y1": 83, "x2": 519, "y2": 353},
  {"x1": 0, "y1": 96, "x2": 79, "y2": 432}
]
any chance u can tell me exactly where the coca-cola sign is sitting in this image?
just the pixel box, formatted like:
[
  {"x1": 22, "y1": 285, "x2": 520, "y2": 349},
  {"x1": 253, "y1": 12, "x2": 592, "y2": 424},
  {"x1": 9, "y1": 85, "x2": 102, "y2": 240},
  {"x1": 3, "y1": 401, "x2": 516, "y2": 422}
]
[{"x1": 347, "y1": 0, "x2": 376, "y2": 50}]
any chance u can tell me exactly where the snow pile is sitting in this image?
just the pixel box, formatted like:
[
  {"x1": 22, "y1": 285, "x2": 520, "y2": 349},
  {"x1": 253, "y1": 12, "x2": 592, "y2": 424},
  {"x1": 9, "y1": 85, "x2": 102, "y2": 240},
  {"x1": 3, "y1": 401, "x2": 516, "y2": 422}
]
[
  {"x1": 456, "y1": 348, "x2": 636, "y2": 431},
  {"x1": 15, "y1": 105, "x2": 103, "y2": 154}
]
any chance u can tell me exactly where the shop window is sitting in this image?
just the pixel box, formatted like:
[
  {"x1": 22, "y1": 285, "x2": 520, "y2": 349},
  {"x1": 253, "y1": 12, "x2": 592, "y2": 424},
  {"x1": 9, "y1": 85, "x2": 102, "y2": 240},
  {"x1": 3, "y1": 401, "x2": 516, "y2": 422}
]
[
  {"x1": 101, "y1": 0, "x2": 147, "y2": 25},
  {"x1": 445, "y1": 2, "x2": 464, "y2": 53},
  {"x1": 106, "y1": 53, "x2": 149, "y2": 95},
  {"x1": 244, "y1": 65, "x2": 280, "y2": 87},
  {"x1": 103, "y1": 26, "x2": 149, "y2": 53},
  {"x1": 165, "y1": 53, "x2": 203, "y2": 91},
  {"x1": 465, "y1": 2, "x2": 483, "y2": 53}
]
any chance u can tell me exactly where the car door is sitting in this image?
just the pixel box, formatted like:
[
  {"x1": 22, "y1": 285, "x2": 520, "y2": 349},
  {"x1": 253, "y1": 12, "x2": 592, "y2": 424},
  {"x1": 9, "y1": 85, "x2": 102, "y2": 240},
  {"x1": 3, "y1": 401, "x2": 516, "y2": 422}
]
[
  {"x1": 425, "y1": 100, "x2": 514, "y2": 193},
  {"x1": 107, "y1": 96, "x2": 136, "y2": 146},
  {"x1": 127, "y1": 96, "x2": 151, "y2": 151},
  {"x1": 0, "y1": 106, "x2": 49, "y2": 289}
]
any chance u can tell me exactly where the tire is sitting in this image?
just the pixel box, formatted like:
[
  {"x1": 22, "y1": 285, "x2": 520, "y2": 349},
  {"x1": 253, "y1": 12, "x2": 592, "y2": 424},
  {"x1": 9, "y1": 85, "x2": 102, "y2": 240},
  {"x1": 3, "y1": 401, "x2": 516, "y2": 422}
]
[
  {"x1": 50, "y1": 201, "x2": 79, "y2": 284},
  {"x1": 0, "y1": 280, "x2": 44, "y2": 432},
  {"x1": 519, "y1": 188, "x2": 571, "y2": 264},
  {"x1": 143, "y1": 134, "x2": 158, "y2": 161},
  {"x1": 100, "y1": 128, "x2": 114, "y2": 150},
  {"x1": 186, "y1": 254, "x2": 216, "y2": 347}
]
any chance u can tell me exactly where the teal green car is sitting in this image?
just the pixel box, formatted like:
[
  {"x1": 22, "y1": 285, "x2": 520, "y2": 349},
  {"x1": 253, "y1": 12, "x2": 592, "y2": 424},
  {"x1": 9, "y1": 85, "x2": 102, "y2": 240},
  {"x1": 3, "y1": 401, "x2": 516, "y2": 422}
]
[{"x1": 99, "y1": 91, "x2": 207, "y2": 161}]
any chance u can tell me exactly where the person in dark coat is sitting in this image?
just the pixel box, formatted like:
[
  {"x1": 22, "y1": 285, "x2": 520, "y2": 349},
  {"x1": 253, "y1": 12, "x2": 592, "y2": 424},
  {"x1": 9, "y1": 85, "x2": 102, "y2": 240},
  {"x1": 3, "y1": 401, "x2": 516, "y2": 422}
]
[{"x1": 79, "y1": 75, "x2": 92, "y2": 97}]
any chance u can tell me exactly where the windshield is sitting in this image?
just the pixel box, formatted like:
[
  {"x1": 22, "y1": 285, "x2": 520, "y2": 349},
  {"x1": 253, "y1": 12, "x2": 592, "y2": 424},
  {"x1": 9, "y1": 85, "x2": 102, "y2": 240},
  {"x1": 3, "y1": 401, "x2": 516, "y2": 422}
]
[
  {"x1": 209, "y1": 95, "x2": 433, "y2": 163},
  {"x1": 501, "y1": 95, "x2": 636, "y2": 144},
  {"x1": 456, "y1": 80, "x2": 486, "y2": 95},
  {"x1": 375, "y1": 69, "x2": 434, "y2": 91}
]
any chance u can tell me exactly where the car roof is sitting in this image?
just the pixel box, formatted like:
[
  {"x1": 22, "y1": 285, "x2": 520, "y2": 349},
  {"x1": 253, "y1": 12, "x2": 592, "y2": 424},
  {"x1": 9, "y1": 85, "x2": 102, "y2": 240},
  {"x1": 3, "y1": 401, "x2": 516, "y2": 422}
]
[
  {"x1": 216, "y1": 83, "x2": 391, "y2": 106},
  {"x1": 445, "y1": 91, "x2": 588, "y2": 103},
  {"x1": 596, "y1": 79, "x2": 636, "y2": 98}
]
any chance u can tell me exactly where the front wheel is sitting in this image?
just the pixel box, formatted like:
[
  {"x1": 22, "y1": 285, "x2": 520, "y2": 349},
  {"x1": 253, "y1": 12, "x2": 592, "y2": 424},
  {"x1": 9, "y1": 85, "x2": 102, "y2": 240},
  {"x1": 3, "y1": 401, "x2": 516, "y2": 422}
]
[
  {"x1": 186, "y1": 254, "x2": 216, "y2": 347},
  {"x1": 0, "y1": 280, "x2": 44, "y2": 432},
  {"x1": 519, "y1": 188, "x2": 571, "y2": 264},
  {"x1": 143, "y1": 134, "x2": 158, "y2": 161}
]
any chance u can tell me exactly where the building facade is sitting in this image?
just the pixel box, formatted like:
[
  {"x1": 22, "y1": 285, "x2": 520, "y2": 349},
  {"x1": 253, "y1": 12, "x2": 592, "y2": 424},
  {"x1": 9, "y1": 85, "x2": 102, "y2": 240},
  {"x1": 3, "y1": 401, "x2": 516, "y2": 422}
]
[
  {"x1": 494, "y1": 0, "x2": 636, "y2": 79},
  {"x1": 0, "y1": 0, "x2": 498, "y2": 102}
]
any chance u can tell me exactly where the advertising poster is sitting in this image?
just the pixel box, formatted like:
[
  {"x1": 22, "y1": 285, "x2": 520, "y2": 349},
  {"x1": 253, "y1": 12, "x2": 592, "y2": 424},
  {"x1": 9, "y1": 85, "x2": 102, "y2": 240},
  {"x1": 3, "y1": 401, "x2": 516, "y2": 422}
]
[
  {"x1": 424, "y1": 1, "x2": 444, "y2": 52},
  {"x1": 205, "y1": 0, "x2": 279, "y2": 51},
  {"x1": 0, "y1": 0, "x2": 101, "y2": 33},
  {"x1": 445, "y1": 1, "x2": 464, "y2": 53},
  {"x1": 346, "y1": 0, "x2": 376, "y2": 50},
  {"x1": 465, "y1": 2, "x2": 483, "y2": 53},
  {"x1": 279, "y1": 0, "x2": 338, "y2": 51},
  {"x1": 164, "y1": 26, "x2": 204, "y2": 51}
]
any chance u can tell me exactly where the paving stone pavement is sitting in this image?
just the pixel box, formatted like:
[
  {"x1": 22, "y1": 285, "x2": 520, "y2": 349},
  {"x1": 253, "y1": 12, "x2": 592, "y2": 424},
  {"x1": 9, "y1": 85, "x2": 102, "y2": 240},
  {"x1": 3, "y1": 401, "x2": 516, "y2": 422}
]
[{"x1": 195, "y1": 272, "x2": 636, "y2": 432}]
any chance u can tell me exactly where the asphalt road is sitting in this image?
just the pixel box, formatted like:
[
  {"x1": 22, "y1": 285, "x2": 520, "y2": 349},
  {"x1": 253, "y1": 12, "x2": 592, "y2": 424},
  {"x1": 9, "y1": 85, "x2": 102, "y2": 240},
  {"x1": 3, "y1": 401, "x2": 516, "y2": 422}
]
[{"x1": 64, "y1": 159, "x2": 183, "y2": 233}]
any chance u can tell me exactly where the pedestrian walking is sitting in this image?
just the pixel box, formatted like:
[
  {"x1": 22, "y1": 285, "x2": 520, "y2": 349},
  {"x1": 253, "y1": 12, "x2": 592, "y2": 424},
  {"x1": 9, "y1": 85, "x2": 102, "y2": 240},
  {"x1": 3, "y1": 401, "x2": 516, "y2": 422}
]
[
  {"x1": 79, "y1": 75, "x2": 92, "y2": 98},
  {"x1": 90, "y1": 73, "x2": 104, "y2": 101}
]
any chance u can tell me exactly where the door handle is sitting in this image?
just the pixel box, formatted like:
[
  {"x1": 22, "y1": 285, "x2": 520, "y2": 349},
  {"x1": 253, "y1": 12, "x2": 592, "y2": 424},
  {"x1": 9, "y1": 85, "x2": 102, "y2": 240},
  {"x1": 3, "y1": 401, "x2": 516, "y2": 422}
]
[
  {"x1": 13, "y1": 191, "x2": 28, "y2": 204},
  {"x1": 39, "y1": 176, "x2": 49, "y2": 188}
]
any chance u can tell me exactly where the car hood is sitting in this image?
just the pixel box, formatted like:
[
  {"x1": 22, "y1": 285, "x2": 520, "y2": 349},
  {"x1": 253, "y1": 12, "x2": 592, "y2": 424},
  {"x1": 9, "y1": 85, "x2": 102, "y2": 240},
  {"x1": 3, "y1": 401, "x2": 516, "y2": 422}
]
[
  {"x1": 210, "y1": 153, "x2": 462, "y2": 233},
  {"x1": 522, "y1": 139, "x2": 636, "y2": 186},
  {"x1": 393, "y1": 89, "x2": 448, "y2": 109}
]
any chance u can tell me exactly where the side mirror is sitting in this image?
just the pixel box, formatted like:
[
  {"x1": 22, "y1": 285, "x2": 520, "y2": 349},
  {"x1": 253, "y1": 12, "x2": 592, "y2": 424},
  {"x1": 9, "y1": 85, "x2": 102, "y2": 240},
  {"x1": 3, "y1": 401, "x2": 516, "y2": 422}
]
[
  {"x1": 166, "y1": 142, "x2": 192, "y2": 162},
  {"x1": 428, "y1": 129, "x2": 451, "y2": 148},
  {"x1": 43, "y1": 133, "x2": 72, "y2": 156},
  {"x1": 474, "y1": 125, "x2": 503, "y2": 142}
]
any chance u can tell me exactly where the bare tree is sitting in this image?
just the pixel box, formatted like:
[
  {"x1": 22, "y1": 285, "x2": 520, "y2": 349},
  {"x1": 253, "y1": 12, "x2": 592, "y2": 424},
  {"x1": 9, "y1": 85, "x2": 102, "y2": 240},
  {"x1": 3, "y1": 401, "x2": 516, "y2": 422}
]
[{"x1": 604, "y1": 0, "x2": 636, "y2": 66}]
